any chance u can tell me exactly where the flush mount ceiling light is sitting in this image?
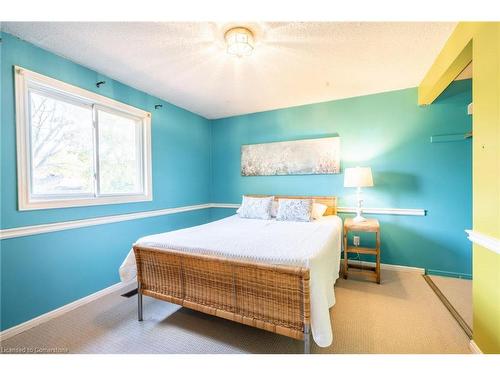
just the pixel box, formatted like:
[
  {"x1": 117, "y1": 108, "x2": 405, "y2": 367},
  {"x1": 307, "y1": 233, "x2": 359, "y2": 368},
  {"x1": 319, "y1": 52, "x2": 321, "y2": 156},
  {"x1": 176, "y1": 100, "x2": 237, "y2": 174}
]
[{"x1": 225, "y1": 27, "x2": 254, "y2": 57}]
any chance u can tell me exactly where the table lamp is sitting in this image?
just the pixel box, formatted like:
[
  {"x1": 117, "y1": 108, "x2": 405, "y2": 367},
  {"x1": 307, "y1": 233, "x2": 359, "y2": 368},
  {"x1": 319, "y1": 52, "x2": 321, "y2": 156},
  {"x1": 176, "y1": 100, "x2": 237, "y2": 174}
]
[{"x1": 344, "y1": 166, "x2": 374, "y2": 222}]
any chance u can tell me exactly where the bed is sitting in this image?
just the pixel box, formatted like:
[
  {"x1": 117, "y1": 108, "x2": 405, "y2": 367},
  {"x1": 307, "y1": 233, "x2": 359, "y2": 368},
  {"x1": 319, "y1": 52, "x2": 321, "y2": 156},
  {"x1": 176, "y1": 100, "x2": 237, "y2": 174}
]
[{"x1": 119, "y1": 195, "x2": 342, "y2": 353}]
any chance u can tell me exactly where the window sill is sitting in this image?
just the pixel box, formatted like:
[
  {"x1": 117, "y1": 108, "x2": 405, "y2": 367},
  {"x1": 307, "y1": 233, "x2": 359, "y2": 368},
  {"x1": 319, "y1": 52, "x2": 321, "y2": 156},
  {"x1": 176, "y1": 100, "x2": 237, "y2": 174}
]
[{"x1": 18, "y1": 194, "x2": 153, "y2": 211}]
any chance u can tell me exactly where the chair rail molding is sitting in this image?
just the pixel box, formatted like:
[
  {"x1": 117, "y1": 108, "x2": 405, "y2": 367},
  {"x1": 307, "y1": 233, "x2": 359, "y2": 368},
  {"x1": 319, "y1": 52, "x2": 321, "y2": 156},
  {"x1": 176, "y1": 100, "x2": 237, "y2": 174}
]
[
  {"x1": 465, "y1": 230, "x2": 500, "y2": 254},
  {"x1": 337, "y1": 207, "x2": 426, "y2": 216},
  {"x1": 0, "y1": 203, "x2": 211, "y2": 240},
  {"x1": 0, "y1": 203, "x2": 427, "y2": 240},
  {"x1": 211, "y1": 204, "x2": 426, "y2": 216}
]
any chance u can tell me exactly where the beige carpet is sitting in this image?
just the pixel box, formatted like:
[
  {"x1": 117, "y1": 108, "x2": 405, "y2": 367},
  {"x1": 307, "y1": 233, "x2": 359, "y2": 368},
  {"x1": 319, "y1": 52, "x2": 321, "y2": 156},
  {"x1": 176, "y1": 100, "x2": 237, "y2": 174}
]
[
  {"x1": 429, "y1": 275, "x2": 473, "y2": 329},
  {"x1": 0, "y1": 270, "x2": 471, "y2": 354}
]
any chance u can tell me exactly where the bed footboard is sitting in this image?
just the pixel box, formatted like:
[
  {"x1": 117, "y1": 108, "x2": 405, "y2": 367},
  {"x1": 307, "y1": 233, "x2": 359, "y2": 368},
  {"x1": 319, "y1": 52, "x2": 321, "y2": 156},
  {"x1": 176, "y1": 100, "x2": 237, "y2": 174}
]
[{"x1": 133, "y1": 245, "x2": 311, "y2": 352}]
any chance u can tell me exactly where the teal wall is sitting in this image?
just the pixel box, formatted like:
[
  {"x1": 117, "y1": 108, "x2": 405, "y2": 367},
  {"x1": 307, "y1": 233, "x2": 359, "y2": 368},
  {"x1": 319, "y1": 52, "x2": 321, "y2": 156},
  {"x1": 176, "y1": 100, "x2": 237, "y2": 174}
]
[
  {"x1": 1, "y1": 33, "x2": 211, "y2": 229},
  {"x1": 0, "y1": 33, "x2": 212, "y2": 330},
  {"x1": 210, "y1": 81, "x2": 472, "y2": 278},
  {"x1": 0, "y1": 31, "x2": 473, "y2": 332},
  {"x1": 0, "y1": 210, "x2": 211, "y2": 330}
]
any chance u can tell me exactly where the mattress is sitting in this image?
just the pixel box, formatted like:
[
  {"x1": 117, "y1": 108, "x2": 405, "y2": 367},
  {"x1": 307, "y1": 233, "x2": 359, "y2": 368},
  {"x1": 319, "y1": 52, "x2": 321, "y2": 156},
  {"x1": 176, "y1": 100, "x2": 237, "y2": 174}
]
[{"x1": 119, "y1": 214, "x2": 343, "y2": 347}]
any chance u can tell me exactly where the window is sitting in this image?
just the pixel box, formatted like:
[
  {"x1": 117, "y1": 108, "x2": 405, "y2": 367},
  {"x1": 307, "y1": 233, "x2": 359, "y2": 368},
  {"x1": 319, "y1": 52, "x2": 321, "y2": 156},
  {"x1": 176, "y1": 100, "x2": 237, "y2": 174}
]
[{"x1": 15, "y1": 66, "x2": 152, "y2": 210}]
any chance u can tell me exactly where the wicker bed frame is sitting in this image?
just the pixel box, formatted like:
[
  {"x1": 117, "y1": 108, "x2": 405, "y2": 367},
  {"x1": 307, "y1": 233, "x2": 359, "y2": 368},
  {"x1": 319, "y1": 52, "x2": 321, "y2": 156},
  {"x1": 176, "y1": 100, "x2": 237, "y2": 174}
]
[{"x1": 134, "y1": 195, "x2": 337, "y2": 354}]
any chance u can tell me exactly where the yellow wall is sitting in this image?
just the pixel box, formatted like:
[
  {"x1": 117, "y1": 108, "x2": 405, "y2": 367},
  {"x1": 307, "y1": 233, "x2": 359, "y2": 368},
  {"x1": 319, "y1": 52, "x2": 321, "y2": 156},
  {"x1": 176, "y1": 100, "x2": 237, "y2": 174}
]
[
  {"x1": 472, "y1": 23, "x2": 500, "y2": 354},
  {"x1": 419, "y1": 22, "x2": 500, "y2": 354},
  {"x1": 473, "y1": 23, "x2": 500, "y2": 235}
]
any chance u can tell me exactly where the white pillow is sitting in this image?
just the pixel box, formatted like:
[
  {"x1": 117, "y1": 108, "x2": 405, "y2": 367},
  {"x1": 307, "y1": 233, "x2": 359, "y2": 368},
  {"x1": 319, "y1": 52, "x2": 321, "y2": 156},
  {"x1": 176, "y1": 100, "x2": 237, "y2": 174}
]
[
  {"x1": 237, "y1": 196, "x2": 274, "y2": 220},
  {"x1": 311, "y1": 203, "x2": 328, "y2": 219},
  {"x1": 276, "y1": 198, "x2": 313, "y2": 222}
]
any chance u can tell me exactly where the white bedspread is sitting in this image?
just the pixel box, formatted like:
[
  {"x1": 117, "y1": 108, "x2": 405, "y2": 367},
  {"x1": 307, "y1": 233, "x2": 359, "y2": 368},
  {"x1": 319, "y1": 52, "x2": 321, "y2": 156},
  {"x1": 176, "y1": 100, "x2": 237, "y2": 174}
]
[{"x1": 119, "y1": 214, "x2": 342, "y2": 347}]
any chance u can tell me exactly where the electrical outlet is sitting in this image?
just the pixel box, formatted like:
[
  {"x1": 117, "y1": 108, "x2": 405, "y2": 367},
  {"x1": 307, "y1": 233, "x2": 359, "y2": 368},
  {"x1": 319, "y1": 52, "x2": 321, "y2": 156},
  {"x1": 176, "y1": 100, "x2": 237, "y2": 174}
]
[{"x1": 353, "y1": 236, "x2": 360, "y2": 246}]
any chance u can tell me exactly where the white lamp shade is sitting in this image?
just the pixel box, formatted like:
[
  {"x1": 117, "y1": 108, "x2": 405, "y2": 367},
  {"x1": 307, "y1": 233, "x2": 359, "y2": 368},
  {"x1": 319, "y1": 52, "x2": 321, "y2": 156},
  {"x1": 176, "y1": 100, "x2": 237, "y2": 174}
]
[{"x1": 344, "y1": 167, "x2": 374, "y2": 188}]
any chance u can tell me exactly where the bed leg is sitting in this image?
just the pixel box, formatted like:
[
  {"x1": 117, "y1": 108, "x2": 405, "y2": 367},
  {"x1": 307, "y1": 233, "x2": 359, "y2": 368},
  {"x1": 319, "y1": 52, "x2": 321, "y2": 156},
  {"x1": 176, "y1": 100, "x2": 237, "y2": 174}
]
[
  {"x1": 303, "y1": 324, "x2": 311, "y2": 354},
  {"x1": 138, "y1": 281, "x2": 143, "y2": 321}
]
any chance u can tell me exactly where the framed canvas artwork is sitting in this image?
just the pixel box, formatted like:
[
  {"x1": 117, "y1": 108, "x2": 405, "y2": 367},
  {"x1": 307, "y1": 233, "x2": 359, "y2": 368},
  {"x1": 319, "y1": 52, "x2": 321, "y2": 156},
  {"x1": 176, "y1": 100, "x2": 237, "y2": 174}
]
[{"x1": 241, "y1": 137, "x2": 340, "y2": 176}]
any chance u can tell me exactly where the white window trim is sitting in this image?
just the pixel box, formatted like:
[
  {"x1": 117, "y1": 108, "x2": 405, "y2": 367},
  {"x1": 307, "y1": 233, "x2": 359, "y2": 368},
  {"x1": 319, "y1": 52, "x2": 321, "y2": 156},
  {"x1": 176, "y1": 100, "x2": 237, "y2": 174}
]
[{"x1": 14, "y1": 66, "x2": 153, "y2": 210}]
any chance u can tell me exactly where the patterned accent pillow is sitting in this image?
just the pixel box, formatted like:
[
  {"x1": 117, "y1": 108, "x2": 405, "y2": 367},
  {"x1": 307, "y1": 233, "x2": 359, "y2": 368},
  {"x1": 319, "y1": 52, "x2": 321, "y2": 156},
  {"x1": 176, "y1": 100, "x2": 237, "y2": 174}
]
[
  {"x1": 237, "y1": 196, "x2": 274, "y2": 220},
  {"x1": 276, "y1": 199, "x2": 313, "y2": 222},
  {"x1": 270, "y1": 200, "x2": 279, "y2": 217}
]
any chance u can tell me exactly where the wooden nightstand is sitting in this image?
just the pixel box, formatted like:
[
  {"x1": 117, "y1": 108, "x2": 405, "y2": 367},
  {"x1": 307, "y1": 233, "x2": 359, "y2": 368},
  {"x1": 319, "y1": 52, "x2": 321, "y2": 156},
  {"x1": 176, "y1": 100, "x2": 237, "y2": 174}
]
[{"x1": 343, "y1": 218, "x2": 381, "y2": 284}]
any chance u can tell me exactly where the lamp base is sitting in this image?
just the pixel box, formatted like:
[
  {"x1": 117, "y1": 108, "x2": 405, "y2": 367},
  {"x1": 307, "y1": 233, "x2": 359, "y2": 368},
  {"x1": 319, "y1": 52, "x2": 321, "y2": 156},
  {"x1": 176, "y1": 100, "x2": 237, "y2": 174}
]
[{"x1": 352, "y1": 215, "x2": 367, "y2": 223}]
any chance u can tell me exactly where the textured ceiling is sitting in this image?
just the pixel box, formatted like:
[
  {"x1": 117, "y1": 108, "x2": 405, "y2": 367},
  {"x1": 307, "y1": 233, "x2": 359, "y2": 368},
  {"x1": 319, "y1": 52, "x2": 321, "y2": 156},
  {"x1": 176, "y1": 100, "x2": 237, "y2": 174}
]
[{"x1": 1, "y1": 22, "x2": 457, "y2": 119}]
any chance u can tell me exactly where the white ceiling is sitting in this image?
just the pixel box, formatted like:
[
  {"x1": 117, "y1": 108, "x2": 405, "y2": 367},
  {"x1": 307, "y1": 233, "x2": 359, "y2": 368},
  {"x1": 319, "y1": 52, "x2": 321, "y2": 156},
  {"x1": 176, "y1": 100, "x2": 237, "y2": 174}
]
[{"x1": 2, "y1": 22, "x2": 458, "y2": 119}]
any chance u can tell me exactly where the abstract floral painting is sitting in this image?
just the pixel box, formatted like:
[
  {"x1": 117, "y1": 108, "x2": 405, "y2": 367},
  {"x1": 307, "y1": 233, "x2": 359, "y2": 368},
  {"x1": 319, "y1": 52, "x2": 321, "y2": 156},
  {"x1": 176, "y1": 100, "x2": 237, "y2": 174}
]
[{"x1": 241, "y1": 137, "x2": 340, "y2": 176}]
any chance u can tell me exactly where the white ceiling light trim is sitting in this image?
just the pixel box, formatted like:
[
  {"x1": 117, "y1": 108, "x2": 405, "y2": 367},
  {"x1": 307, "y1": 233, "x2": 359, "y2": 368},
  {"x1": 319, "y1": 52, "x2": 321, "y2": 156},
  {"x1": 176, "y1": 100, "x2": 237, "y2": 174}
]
[{"x1": 225, "y1": 27, "x2": 254, "y2": 57}]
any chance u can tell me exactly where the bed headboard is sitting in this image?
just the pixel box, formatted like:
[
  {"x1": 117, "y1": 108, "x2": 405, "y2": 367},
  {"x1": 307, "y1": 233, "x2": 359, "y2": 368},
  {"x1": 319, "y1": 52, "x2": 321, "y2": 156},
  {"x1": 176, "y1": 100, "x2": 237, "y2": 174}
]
[{"x1": 246, "y1": 195, "x2": 337, "y2": 216}]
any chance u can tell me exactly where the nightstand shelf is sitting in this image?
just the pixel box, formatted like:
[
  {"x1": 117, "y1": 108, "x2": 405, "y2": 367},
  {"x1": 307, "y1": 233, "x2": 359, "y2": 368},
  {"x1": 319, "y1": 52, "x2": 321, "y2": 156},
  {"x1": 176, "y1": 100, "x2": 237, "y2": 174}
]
[
  {"x1": 343, "y1": 218, "x2": 381, "y2": 284},
  {"x1": 345, "y1": 246, "x2": 377, "y2": 255},
  {"x1": 347, "y1": 263, "x2": 377, "y2": 272}
]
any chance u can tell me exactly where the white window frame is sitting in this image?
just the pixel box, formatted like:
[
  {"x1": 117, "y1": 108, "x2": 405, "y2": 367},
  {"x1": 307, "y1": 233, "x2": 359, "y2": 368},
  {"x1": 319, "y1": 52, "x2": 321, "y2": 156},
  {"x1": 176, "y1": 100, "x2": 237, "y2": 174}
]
[{"x1": 14, "y1": 66, "x2": 153, "y2": 210}]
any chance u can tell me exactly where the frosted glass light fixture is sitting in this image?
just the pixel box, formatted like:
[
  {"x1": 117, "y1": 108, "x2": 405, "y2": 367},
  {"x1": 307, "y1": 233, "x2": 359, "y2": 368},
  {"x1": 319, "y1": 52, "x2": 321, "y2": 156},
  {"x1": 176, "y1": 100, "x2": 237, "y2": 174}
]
[{"x1": 225, "y1": 27, "x2": 254, "y2": 57}]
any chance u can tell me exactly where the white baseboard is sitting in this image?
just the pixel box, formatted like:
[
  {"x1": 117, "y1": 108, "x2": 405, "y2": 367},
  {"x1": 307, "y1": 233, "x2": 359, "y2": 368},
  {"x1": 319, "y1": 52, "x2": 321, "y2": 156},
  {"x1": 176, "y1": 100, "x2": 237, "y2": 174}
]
[
  {"x1": 346, "y1": 259, "x2": 425, "y2": 274},
  {"x1": 0, "y1": 280, "x2": 136, "y2": 341},
  {"x1": 469, "y1": 340, "x2": 483, "y2": 354}
]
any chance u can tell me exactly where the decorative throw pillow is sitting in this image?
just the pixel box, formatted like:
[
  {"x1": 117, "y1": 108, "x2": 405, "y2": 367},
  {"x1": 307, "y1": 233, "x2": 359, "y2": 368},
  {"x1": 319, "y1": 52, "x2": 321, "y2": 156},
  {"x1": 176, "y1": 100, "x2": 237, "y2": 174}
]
[
  {"x1": 270, "y1": 200, "x2": 279, "y2": 218},
  {"x1": 311, "y1": 203, "x2": 328, "y2": 219},
  {"x1": 276, "y1": 198, "x2": 313, "y2": 222},
  {"x1": 237, "y1": 196, "x2": 274, "y2": 220}
]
